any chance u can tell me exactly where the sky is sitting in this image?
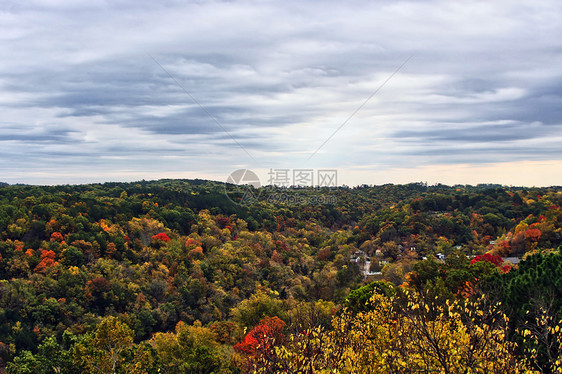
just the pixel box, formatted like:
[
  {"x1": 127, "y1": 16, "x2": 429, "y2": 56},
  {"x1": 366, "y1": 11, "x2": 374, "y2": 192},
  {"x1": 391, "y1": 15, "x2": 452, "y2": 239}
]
[{"x1": 1, "y1": 0, "x2": 562, "y2": 187}]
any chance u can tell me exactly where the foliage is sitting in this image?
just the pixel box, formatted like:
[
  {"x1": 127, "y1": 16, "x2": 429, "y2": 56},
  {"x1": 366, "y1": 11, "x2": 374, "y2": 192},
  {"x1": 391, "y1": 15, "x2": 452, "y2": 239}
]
[
  {"x1": 272, "y1": 289, "x2": 530, "y2": 373},
  {"x1": 233, "y1": 316, "x2": 286, "y2": 372},
  {"x1": 485, "y1": 247, "x2": 562, "y2": 372},
  {"x1": 72, "y1": 316, "x2": 138, "y2": 374},
  {"x1": 343, "y1": 280, "x2": 394, "y2": 313},
  {"x1": 0, "y1": 180, "x2": 559, "y2": 371},
  {"x1": 149, "y1": 320, "x2": 228, "y2": 374}
]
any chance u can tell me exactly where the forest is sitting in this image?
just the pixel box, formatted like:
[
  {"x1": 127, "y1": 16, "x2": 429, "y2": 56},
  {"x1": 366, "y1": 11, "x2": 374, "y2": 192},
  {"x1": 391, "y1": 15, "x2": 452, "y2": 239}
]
[{"x1": 0, "y1": 179, "x2": 560, "y2": 373}]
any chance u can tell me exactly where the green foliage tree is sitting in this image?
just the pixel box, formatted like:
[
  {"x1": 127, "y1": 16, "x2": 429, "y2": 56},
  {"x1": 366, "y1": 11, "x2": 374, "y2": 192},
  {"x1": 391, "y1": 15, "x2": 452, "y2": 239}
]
[
  {"x1": 485, "y1": 247, "x2": 562, "y2": 372},
  {"x1": 7, "y1": 333, "x2": 78, "y2": 374},
  {"x1": 344, "y1": 280, "x2": 394, "y2": 313}
]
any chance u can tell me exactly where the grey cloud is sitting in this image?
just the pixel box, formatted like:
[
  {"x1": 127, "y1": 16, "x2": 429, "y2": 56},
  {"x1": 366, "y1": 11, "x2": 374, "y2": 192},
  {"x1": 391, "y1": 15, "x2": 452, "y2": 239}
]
[
  {"x1": 393, "y1": 121, "x2": 561, "y2": 143},
  {"x1": 1, "y1": 0, "x2": 562, "y2": 185}
]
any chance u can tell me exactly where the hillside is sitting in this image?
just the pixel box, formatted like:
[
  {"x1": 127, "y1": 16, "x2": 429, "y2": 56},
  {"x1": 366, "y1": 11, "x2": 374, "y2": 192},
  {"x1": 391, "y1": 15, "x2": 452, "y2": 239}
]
[{"x1": 0, "y1": 180, "x2": 560, "y2": 373}]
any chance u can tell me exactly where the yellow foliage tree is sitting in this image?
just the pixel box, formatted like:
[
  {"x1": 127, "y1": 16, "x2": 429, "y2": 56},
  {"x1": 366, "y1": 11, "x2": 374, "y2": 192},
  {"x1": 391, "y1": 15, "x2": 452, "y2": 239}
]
[
  {"x1": 520, "y1": 309, "x2": 562, "y2": 373},
  {"x1": 149, "y1": 321, "x2": 225, "y2": 374},
  {"x1": 72, "y1": 316, "x2": 153, "y2": 374},
  {"x1": 127, "y1": 217, "x2": 166, "y2": 246},
  {"x1": 269, "y1": 290, "x2": 531, "y2": 373}
]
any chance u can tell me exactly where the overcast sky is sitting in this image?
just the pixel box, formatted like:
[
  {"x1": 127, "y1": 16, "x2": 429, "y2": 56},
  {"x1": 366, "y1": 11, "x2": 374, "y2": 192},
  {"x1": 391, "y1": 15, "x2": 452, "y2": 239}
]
[{"x1": 1, "y1": 0, "x2": 561, "y2": 187}]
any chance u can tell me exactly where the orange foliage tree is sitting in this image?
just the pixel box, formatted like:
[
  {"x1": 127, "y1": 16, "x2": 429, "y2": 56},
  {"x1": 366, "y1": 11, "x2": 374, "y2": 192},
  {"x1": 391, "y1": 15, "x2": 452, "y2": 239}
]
[
  {"x1": 50, "y1": 232, "x2": 64, "y2": 242},
  {"x1": 524, "y1": 228, "x2": 541, "y2": 241},
  {"x1": 34, "y1": 250, "x2": 58, "y2": 273}
]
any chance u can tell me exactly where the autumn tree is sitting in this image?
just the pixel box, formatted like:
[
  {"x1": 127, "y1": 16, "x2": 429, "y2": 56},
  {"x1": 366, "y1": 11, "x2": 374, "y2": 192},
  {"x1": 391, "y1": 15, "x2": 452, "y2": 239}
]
[
  {"x1": 485, "y1": 247, "x2": 562, "y2": 373},
  {"x1": 231, "y1": 291, "x2": 285, "y2": 331},
  {"x1": 72, "y1": 316, "x2": 152, "y2": 374},
  {"x1": 34, "y1": 250, "x2": 58, "y2": 273},
  {"x1": 234, "y1": 316, "x2": 286, "y2": 372},
  {"x1": 268, "y1": 289, "x2": 530, "y2": 373},
  {"x1": 127, "y1": 217, "x2": 166, "y2": 246},
  {"x1": 149, "y1": 320, "x2": 224, "y2": 374}
]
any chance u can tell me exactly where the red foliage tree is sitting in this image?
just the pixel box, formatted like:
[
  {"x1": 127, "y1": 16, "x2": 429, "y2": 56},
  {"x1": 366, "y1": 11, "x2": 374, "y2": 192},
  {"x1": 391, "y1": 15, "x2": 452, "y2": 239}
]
[
  {"x1": 470, "y1": 253, "x2": 503, "y2": 267},
  {"x1": 85, "y1": 277, "x2": 111, "y2": 299},
  {"x1": 151, "y1": 233, "x2": 170, "y2": 243},
  {"x1": 234, "y1": 316, "x2": 286, "y2": 356},
  {"x1": 470, "y1": 252, "x2": 511, "y2": 273},
  {"x1": 215, "y1": 215, "x2": 231, "y2": 229}
]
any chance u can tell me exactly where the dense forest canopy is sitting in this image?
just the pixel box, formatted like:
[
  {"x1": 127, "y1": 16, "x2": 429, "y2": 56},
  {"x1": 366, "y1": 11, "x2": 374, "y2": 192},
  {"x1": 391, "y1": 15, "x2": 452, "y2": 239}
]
[{"x1": 0, "y1": 179, "x2": 560, "y2": 373}]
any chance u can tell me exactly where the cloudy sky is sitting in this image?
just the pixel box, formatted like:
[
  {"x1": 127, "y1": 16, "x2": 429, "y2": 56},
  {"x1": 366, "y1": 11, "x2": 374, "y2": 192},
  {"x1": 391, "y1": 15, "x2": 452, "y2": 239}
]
[{"x1": 1, "y1": 0, "x2": 561, "y2": 186}]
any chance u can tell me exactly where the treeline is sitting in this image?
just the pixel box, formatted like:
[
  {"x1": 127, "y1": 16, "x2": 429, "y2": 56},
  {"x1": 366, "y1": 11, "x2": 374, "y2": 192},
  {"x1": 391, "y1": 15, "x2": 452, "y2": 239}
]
[{"x1": 0, "y1": 180, "x2": 560, "y2": 372}]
